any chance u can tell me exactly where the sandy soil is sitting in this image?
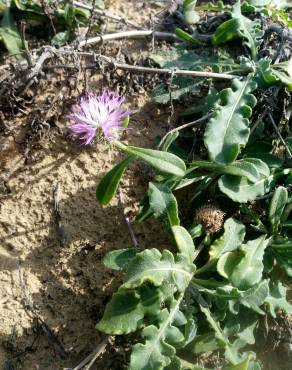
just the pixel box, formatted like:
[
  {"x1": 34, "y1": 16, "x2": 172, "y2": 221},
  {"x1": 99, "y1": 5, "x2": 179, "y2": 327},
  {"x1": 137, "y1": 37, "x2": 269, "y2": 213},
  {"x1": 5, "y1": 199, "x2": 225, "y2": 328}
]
[{"x1": 0, "y1": 1, "x2": 171, "y2": 369}]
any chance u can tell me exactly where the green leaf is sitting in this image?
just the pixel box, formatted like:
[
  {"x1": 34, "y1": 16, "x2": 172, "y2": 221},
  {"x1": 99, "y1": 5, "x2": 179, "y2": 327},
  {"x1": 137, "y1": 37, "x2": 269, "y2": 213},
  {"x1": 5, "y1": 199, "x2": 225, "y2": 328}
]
[
  {"x1": 183, "y1": 0, "x2": 197, "y2": 10},
  {"x1": 148, "y1": 182, "x2": 180, "y2": 226},
  {"x1": 186, "y1": 333, "x2": 223, "y2": 354},
  {"x1": 223, "y1": 309, "x2": 258, "y2": 346},
  {"x1": 97, "y1": 286, "x2": 162, "y2": 334},
  {"x1": 0, "y1": 8, "x2": 23, "y2": 58},
  {"x1": 213, "y1": 18, "x2": 241, "y2": 44},
  {"x1": 161, "y1": 131, "x2": 179, "y2": 152},
  {"x1": 213, "y1": 3, "x2": 263, "y2": 60},
  {"x1": 246, "y1": 0, "x2": 289, "y2": 10},
  {"x1": 51, "y1": 31, "x2": 70, "y2": 46},
  {"x1": 195, "y1": 279, "x2": 269, "y2": 314},
  {"x1": 194, "y1": 1, "x2": 227, "y2": 12},
  {"x1": 200, "y1": 305, "x2": 228, "y2": 346},
  {"x1": 151, "y1": 47, "x2": 236, "y2": 72},
  {"x1": 64, "y1": 3, "x2": 75, "y2": 30},
  {"x1": 272, "y1": 240, "x2": 292, "y2": 277},
  {"x1": 96, "y1": 155, "x2": 135, "y2": 205},
  {"x1": 172, "y1": 226, "x2": 195, "y2": 262},
  {"x1": 103, "y1": 248, "x2": 143, "y2": 271},
  {"x1": 175, "y1": 28, "x2": 201, "y2": 44},
  {"x1": 125, "y1": 146, "x2": 186, "y2": 177},
  {"x1": 257, "y1": 58, "x2": 292, "y2": 88},
  {"x1": 192, "y1": 159, "x2": 263, "y2": 183},
  {"x1": 209, "y1": 218, "x2": 246, "y2": 260},
  {"x1": 217, "y1": 236, "x2": 269, "y2": 290},
  {"x1": 238, "y1": 280, "x2": 269, "y2": 314},
  {"x1": 218, "y1": 170, "x2": 273, "y2": 203},
  {"x1": 269, "y1": 186, "x2": 288, "y2": 234},
  {"x1": 271, "y1": 60, "x2": 292, "y2": 88},
  {"x1": 244, "y1": 140, "x2": 283, "y2": 168},
  {"x1": 223, "y1": 357, "x2": 252, "y2": 370},
  {"x1": 204, "y1": 77, "x2": 257, "y2": 164},
  {"x1": 129, "y1": 299, "x2": 185, "y2": 370},
  {"x1": 264, "y1": 281, "x2": 292, "y2": 318},
  {"x1": 123, "y1": 249, "x2": 195, "y2": 292}
]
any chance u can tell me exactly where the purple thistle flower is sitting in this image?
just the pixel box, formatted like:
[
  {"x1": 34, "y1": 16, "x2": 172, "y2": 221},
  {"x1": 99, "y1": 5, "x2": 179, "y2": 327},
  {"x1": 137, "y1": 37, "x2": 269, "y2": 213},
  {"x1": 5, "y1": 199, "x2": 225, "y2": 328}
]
[{"x1": 69, "y1": 90, "x2": 131, "y2": 145}]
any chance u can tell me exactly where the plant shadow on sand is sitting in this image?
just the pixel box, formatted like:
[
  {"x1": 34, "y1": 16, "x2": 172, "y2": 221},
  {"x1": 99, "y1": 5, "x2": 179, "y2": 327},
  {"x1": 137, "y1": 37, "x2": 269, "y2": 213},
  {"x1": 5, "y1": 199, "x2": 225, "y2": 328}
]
[{"x1": 0, "y1": 102, "x2": 168, "y2": 370}]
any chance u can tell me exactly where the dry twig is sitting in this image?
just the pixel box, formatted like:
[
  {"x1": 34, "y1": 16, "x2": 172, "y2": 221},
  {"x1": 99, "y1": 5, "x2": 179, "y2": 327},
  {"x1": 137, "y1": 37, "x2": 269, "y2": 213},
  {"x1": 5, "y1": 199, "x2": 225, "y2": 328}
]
[
  {"x1": 268, "y1": 113, "x2": 292, "y2": 159},
  {"x1": 70, "y1": 336, "x2": 111, "y2": 370},
  {"x1": 118, "y1": 189, "x2": 139, "y2": 248},
  {"x1": 158, "y1": 113, "x2": 213, "y2": 149}
]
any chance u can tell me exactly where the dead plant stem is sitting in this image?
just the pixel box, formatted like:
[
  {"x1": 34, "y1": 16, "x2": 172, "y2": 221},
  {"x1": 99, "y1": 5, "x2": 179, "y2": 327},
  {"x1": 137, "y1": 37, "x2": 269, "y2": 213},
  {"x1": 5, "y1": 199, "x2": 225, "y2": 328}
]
[
  {"x1": 71, "y1": 336, "x2": 110, "y2": 370},
  {"x1": 268, "y1": 113, "x2": 292, "y2": 159}
]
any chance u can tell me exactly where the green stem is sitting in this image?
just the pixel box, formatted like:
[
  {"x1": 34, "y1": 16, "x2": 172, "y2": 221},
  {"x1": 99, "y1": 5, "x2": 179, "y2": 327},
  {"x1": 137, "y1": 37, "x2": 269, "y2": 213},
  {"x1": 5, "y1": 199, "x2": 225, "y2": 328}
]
[
  {"x1": 194, "y1": 259, "x2": 217, "y2": 276},
  {"x1": 281, "y1": 202, "x2": 292, "y2": 223},
  {"x1": 192, "y1": 278, "x2": 224, "y2": 289}
]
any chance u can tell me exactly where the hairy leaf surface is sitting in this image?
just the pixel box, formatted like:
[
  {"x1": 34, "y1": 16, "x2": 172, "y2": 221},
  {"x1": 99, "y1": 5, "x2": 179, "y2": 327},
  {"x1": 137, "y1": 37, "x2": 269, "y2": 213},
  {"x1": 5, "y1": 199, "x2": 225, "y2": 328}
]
[
  {"x1": 123, "y1": 249, "x2": 195, "y2": 292},
  {"x1": 129, "y1": 300, "x2": 185, "y2": 370},
  {"x1": 204, "y1": 77, "x2": 257, "y2": 164},
  {"x1": 217, "y1": 236, "x2": 269, "y2": 290},
  {"x1": 97, "y1": 286, "x2": 162, "y2": 334},
  {"x1": 148, "y1": 182, "x2": 180, "y2": 226}
]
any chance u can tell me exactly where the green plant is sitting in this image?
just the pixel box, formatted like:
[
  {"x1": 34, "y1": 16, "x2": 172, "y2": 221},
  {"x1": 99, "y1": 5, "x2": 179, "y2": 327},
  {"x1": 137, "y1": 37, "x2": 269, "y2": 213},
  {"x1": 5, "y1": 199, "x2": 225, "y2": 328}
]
[{"x1": 95, "y1": 1, "x2": 292, "y2": 369}]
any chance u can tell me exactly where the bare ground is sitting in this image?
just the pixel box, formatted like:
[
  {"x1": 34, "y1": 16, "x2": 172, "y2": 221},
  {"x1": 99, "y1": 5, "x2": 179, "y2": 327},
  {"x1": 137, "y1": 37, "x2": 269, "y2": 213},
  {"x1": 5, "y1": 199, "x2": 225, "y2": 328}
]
[{"x1": 0, "y1": 1, "x2": 172, "y2": 369}]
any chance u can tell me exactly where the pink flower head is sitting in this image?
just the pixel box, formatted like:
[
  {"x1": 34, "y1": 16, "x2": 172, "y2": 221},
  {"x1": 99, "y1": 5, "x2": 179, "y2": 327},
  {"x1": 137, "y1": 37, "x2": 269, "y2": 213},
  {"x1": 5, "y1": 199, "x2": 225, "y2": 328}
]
[{"x1": 69, "y1": 90, "x2": 131, "y2": 144}]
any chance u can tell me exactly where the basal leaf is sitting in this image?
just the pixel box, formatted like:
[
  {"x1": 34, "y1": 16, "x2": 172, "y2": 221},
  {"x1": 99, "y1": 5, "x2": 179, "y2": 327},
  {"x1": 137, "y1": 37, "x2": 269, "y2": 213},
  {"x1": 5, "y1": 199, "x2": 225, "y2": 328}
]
[
  {"x1": 103, "y1": 248, "x2": 143, "y2": 271},
  {"x1": 238, "y1": 280, "x2": 269, "y2": 314},
  {"x1": 264, "y1": 281, "x2": 292, "y2": 317},
  {"x1": 204, "y1": 77, "x2": 257, "y2": 164},
  {"x1": 213, "y1": 2, "x2": 263, "y2": 60},
  {"x1": 151, "y1": 47, "x2": 236, "y2": 72},
  {"x1": 172, "y1": 226, "x2": 195, "y2": 262},
  {"x1": 257, "y1": 58, "x2": 292, "y2": 88},
  {"x1": 96, "y1": 155, "x2": 135, "y2": 205},
  {"x1": 217, "y1": 236, "x2": 270, "y2": 290},
  {"x1": 200, "y1": 305, "x2": 229, "y2": 347},
  {"x1": 97, "y1": 286, "x2": 162, "y2": 334},
  {"x1": 269, "y1": 186, "x2": 288, "y2": 234},
  {"x1": 212, "y1": 18, "x2": 242, "y2": 44},
  {"x1": 209, "y1": 218, "x2": 246, "y2": 260},
  {"x1": 148, "y1": 182, "x2": 180, "y2": 226},
  {"x1": 223, "y1": 309, "x2": 258, "y2": 346},
  {"x1": 129, "y1": 301, "x2": 185, "y2": 370},
  {"x1": 192, "y1": 159, "x2": 263, "y2": 183},
  {"x1": 123, "y1": 249, "x2": 195, "y2": 292},
  {"x1": 272, "y1": 239, "x2": 292, "y2": 277},
  {"x1": 218, "y1": 167, "x2": 273, "y2": 203},
  {"x1": 186, "y1": 332, "x2": 223, "y2": 354},
  {"x1": 223, "y1": 357, "x2": 252, "y2": 370}
]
